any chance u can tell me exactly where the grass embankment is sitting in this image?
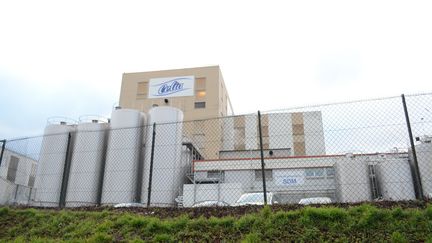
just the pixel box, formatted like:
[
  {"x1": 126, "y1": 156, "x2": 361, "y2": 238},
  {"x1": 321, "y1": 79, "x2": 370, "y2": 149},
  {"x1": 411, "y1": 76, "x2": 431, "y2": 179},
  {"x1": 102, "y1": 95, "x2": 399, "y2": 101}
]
[{"x1": 1, "y1": 204, "x2": 432, "y2": 242}]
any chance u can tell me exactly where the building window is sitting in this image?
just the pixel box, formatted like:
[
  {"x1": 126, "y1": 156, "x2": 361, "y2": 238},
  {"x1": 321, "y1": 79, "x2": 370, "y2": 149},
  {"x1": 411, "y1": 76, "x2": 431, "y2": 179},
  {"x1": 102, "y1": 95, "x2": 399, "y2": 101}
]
[
  {"x1": 196, "y1": 77, "x2": 206, "y2": 90},
  {"x1": 207, "y1": 170, "x2": 224, "y2": 179},
  {"x1": 305, "y1": 168, "x2": 325, "y2": 179},
  {"x1": 7, "y1": 156, "x2": 19, "y2": 183},
  {"x1": 137, "y1": 81, "x2": 148, "y2": 98},
  {"x1": 294, "y1": 141, "x2": 306, "y2": 156},
  {"x1": 326, "y1": 167, "x2": 335, "y2": 179},
  {"x1": 196, "y1": 90, "x2": 206, "y2": 98},
  {"x1": 194, "y1": 102, "x2": 206, "y2": 109},
  {"x1": 292, "y1": 124, "x2": 304, "y2": 135},
  {"x1": 255, "y1": 169, "x2": 273, "y2": 181}
]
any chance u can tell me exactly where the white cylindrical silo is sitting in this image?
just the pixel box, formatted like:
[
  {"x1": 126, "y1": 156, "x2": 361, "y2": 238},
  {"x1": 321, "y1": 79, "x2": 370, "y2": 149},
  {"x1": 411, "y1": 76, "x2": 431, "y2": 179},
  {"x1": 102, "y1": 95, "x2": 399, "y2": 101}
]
[
  {"x1": 335, "y1": 156, "x2": 371, "y2": 203},
  {"x1": 101, "y1": 108, "x2": 145, "y2": 205},
  {"x1": 416, "y1": 142, "x2": 432, "y2": 197},
  {"x1": 142, "y1": 106, "x2": 184, "y2": 207},
  {"x1": 377, "y1": 156, "x2": 415, "y2": 201},
  {"x1": 34, "y1": 120, "x2": 76, "y2": 207},
  {"x1": 66, "y1": 118, "x2": 108, "y2": 207}
]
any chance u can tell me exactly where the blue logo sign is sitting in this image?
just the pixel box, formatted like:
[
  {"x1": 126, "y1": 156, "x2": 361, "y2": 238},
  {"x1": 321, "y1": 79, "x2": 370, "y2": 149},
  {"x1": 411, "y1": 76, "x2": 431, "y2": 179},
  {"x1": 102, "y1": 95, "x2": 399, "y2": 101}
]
[
  {"x1": 152, "y1": 77, "x2": 191, "y2": 97},
  {"x1": 282, "y1": 178, "x2": 298, "y2": 185}
]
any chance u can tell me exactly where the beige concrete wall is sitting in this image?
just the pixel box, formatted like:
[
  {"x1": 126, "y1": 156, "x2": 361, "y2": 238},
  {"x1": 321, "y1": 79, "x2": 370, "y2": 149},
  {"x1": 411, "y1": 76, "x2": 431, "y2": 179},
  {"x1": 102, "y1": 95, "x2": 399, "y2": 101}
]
[
  {"x1": 119, "y1": 66, "x2": 230, "y2": 160},
  {"x1": 119, "y1": 66, "x2": 229, "y2": 121}
]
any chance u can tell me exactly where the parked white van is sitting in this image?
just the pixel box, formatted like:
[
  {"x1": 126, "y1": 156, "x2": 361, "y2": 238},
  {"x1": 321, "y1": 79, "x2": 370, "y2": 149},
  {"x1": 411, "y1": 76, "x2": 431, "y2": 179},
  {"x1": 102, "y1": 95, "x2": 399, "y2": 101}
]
[
  {"x1": 298, "y1": 197, "x2": 332, "y2": 205},
  {"x1": 233, "y1": 192, "x2": 281, "y2": 206}
]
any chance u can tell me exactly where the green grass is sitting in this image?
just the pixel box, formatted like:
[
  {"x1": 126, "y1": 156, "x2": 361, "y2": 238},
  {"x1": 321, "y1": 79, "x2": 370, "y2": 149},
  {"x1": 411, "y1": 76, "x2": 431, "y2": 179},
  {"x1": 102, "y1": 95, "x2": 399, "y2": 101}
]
[{"x1": 0, "y1": 204, "x2": 431, "y2": 242}]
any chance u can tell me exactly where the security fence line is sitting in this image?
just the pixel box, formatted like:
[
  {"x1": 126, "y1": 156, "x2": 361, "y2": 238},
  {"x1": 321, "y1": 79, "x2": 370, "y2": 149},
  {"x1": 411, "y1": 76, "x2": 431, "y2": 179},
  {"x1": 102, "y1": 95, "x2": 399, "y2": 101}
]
[
  {"x1": 401, "y1": 94, "x2": 423, "y2": 199},
  {"x1": 0, "y1": 93, "x2": 431, "y2": 207}
]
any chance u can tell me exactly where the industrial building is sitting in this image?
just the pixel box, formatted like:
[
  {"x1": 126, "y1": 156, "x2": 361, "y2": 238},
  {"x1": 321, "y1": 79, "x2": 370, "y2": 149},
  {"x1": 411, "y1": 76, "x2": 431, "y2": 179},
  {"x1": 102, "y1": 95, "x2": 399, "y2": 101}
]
[
  {"x1": 0, "y1": 148, "x2": 37, "y2": 205},
  {"x1": 2, "y1": 105, "x2": 429, "y2": 208},
  {"x1": 0, "y1": 66, "x2": 431, "y2": 208},
  {"x1": 119, "y1": 66, "x2": 233, "y2": 160},
  {"x1": 185, "y1": 152, "x2": 416, "y2": 207},
  {"x1": 119, "y1": 66, "x2": 233, "y2": 120}
]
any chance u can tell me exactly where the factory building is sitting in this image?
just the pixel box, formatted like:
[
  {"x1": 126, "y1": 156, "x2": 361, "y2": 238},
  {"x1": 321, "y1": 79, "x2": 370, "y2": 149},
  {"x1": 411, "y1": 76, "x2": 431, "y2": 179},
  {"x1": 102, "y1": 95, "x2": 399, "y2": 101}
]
[
  {"x1": 184, "y1": 152, "x2": 416, "y2": 207},
  {"x1": 118, "y1": 66, "x2": 325, "y2": 159},
  {"x1": 119, "y1": 66, "x2": 233, "y2": 160},
  {"x1": 0, "y1": 149, "x2": 37, "y2": 205},
  {"x1": 119, "y1": 66, "x2": 233, "y2": 120},
  {"x1": 220, "y1": 111, "x2": 325, "y2": 156},
  {"x1": 0, "y1": 66, "x2": 431, "y2": 208}
]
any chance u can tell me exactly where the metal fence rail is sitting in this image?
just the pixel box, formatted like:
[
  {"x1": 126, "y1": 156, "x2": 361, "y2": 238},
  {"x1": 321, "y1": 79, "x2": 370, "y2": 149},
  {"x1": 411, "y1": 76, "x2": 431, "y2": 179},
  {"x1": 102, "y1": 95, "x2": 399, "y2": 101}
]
[{"x1": 0, "y1": 93, "x2": 431, "y2": 207}]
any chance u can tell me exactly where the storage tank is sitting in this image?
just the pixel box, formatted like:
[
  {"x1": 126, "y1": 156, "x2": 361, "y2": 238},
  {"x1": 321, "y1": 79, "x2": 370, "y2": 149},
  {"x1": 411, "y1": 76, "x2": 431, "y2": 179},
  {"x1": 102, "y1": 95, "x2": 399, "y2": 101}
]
[
  {"x1": 66, "y1": 116, "x2": 108, "y2": 207},
  {"x1": 414, "y1": 140, "x2": 432, "y2": 197},
  {"x1": 335, "y1": 155, "x2": 371, "y2": 203},
  {"x1": 101, "y1": 108, "x2": 145, "y2": 205},
  {"x1": 33, "y1": 118, "x2": 76, "y2": 207},
  {"x1": 377, "y1": 155, "x2": 415, "y2": 201},
  {"x1": 142, "y1": 106, "x2": 184, "y2": 206}
]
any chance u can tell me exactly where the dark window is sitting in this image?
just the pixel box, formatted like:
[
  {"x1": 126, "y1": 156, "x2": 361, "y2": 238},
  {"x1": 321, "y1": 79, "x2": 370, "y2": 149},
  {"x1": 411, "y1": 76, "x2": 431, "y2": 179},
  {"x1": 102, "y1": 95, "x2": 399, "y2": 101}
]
[
  {"x1": 194, "y1": 102, "x2": 206, "y2": 109},
  {"x1": 326, "y1": 167, "x2": 335, "y2": 178},
  {"x1": 207, "y1": 170, "x2": 224, "y2": 179},
  {"x1": 7, "y1": 156, "x2": 19, "y2": 183},
  {"x1": 137, "y1": 81, "x2": 148, "y2": 98},
  {"x1": 305, "y1": 168, "x2": 325, "y2": 179},
  {"x1": 255, "y1": 169, "x2": 273, "y2": 181}
]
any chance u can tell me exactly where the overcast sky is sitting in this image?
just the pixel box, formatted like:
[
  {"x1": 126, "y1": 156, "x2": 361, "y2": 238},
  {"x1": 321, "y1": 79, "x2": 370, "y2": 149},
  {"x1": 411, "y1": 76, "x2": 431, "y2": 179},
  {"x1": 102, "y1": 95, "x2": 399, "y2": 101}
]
[{"x1": 1, "y1": 0, "x2": 431, "y2": 139}]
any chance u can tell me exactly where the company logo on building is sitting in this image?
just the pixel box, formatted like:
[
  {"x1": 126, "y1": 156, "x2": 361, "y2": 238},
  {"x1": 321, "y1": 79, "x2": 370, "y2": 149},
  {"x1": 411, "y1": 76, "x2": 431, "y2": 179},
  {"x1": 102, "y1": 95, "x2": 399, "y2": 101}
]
[
  {"x1": 274, "y1": 170, "x2": 305, "y2": 186},
  {"x1": 148, "y1": 76, "x2": 195, "y2": 98}
]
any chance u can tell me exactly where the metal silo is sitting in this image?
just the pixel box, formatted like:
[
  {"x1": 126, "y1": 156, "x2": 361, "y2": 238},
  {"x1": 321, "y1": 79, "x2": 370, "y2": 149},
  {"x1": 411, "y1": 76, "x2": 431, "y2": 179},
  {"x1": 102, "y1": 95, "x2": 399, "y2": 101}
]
[
  {"x1": 142, "y1": 106, "x2": 184, "y2": 207},
  {"x1": 335, "y1": 155, "x2": 371, "y2": 203},
  {"x1": 33, "y1": 118, "x2": 76, "y2": 207},
  {"x1": 101, "y1": 108, "x2": 146, "y2": 205},
  {"x1": 415, "y1": 139, "x2": 432, "y2": 197},
  {"x1": 65, "y1": 117, "x2": 108, "y2": 207},
  {"x1": 377, "y1": 155, "x2": 415, "y2": 201}
]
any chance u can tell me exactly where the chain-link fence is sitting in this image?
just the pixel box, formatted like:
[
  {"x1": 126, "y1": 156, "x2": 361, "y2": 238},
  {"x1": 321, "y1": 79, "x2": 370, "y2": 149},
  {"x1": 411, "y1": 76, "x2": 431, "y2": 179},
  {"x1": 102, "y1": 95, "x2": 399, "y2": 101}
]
[{"x1": 0, "y1": 93, "x2": 431, "y2": 207}]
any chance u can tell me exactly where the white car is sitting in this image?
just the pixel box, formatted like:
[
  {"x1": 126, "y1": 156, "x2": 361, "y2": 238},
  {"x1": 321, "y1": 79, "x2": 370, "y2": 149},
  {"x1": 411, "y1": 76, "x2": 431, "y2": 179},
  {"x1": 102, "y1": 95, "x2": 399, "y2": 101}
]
[
  {"x1": 191, "y1": 200, "x2": 230, "y2": 208},
  {"x1": 298, "y1": 197, "x2": 332, "y2": 205},
  {"x1": 113, "y1": 202, "x2": 146, "y2": 208},
  {"x1": 233, "y1": 192, "x2": 280, "y2": 206}
]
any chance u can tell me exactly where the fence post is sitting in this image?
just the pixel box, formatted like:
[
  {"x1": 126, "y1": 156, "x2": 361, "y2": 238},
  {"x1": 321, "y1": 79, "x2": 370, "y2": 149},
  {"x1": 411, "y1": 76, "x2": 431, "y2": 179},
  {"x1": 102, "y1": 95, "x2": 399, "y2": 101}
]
[
  {"x1": 257, "y1": 111, "x2": 268, "y2": 205},
  {"x1": 96, "y1": 129, "x2": 109, "y2": 206},
  {"x1": 147, "y1": 122, "x2": 156, "y2": 207},
  {"x1": 135, "y1": 125, "x2": 145, "y2": 203},
  {"x1": 59, "y1": 133, "x2": 73, "y2": 208},
  {"x1": 401, "y1": 94, "x2": 424, "y2": 200},
  {"x1": 0, "y1": 139, "x2": 6, "y2": 167}
]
